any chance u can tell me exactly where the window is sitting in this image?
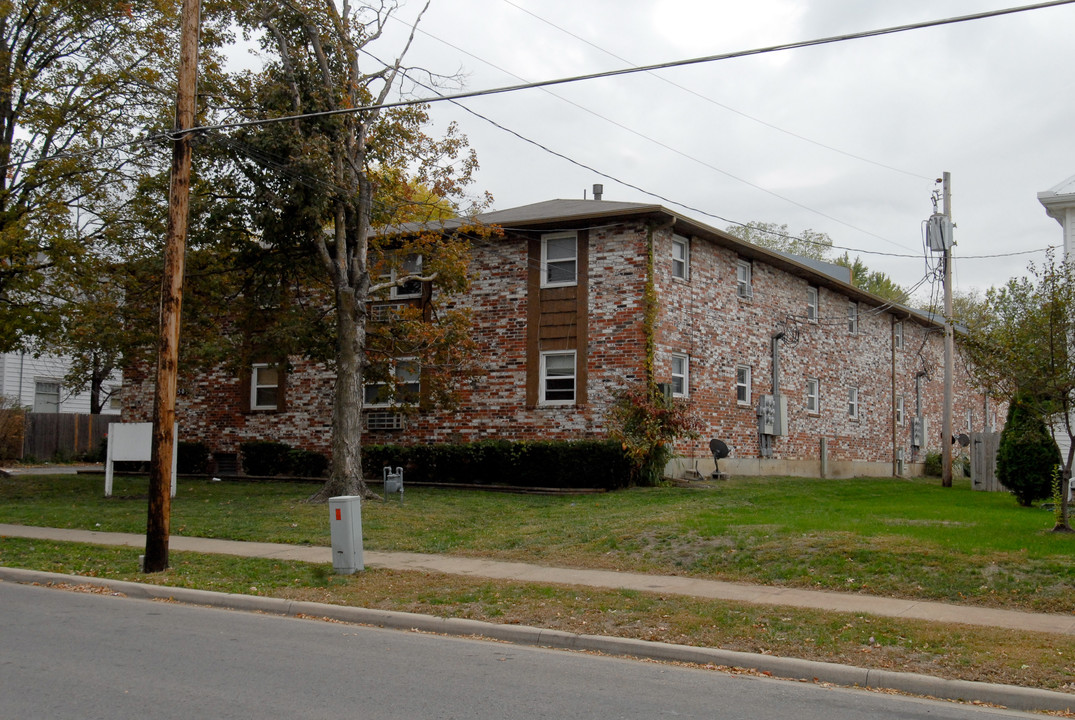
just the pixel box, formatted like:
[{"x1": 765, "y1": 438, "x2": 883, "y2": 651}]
[
  {"x1": 391, "y1": 254, "x2": 424, "y2": 299},
  {"x1": 848, "y1": 302, "x2": 858, "y2": 334},
  {"x1": 671, "y1": 235, "x2": 689, "y2": 280},
  {"x1": 541, "y1": 232, "x2": 577, "y2": 287},
  {"x1": 806, "y1": 378, "x2": 820, "y2": 414},
  {"x1": 894, "y1": 321, "x2": 904, "y2": 349},
  {"x1": 33, "y1": 380, "x2": 60, "y2": 413},
  {"x1": 540, "y1": 351, "x2": 576, "y2": 405},
  {"x1": 895, "y1": 396, "x2": 905, "y2": 426},
  {"x1": 364, "y1": 359, "x2": 420, "y2": 408},
  {"x1": 807, "y1": 286, "x2": 818, "y2": 322},
  {"x1": 670, "y1": 354, "x2": 689, "y2": 397},
  {"x1": 250, "y1": 364, "x2": 280, "y2": 410},
  {"x1": 736, "y1": 260, "x2": 752, "y2": 298},
  {"x1": 966, "y1": 408, "x2": 973, "y2": 433},
  {"x1": 848, "y1": 387, "x2": 860, "y2": 419},
  {"x1": 736, "y1": 365, "x2": 751, "y2": 405}
]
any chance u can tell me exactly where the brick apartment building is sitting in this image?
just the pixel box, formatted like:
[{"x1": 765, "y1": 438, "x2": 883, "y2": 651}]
[{"x1": 124, "y1": 197, "x2": 997, "y2": 478}]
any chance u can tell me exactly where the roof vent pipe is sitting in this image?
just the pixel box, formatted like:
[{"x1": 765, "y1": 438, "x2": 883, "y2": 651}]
[{"x1": 592, "y1": 183, "x2": 603, "y2": 201}]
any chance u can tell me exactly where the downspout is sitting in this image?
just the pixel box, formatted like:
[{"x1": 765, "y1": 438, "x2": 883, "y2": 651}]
[
  {"x1": 892, "y1": 316, "x2": 898, "y2": 476},
  {"x1": 771, "y1": 330, "x2": 784, "y2": 437},
  {"x1": 18, "y1": 351, "x2": 25, "y2": 406}
]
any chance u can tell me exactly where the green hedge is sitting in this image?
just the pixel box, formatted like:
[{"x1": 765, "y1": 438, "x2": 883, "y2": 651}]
[
  {"x1": 362, "y1": 439, "x2": 632, "y2": 490},
  {"x1": 177, "y1": 441, "x2": 209, "y2": 475},
  {"x1": 240, "y1": 441, "x2": 328, "y2": 478}
]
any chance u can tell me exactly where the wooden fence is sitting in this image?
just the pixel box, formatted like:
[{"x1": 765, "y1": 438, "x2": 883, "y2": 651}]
[
  {"x1": 20, "y1": 413, "x2": 111, "y2": 461},
  {"x1": 970, "y1": 431, "x2": 1003, "y2": 492}
]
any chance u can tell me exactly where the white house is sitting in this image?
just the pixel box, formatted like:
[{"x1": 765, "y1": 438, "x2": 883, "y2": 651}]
[
  {"x1": 1037, "y1": 174, "x2": 1075, "y2": 478},
  {"x1": 0, "y1": 351, "x2": 121, "y2": 414}
]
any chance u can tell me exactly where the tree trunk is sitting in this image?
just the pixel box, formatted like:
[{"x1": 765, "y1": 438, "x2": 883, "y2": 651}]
[
  {"x1": 309, "y1": 284, "x2": 376, "y2": 503},
  {"x1": 1054, "y1": 448, "x2": 1073, "y2": 533}
]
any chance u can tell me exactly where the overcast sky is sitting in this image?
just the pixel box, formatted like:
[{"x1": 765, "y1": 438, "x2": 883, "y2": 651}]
[{"x1": 353, "y1": 0, "x2": 1075, "y2": 303}]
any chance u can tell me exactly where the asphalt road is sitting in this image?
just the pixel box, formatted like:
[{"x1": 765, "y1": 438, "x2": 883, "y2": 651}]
[{"x1": 0, "y1": 582, "x2": 1042, "y2": 720}]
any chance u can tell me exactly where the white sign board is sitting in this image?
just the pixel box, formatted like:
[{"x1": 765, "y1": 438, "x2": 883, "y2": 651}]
[{"x1": 105, "y1": 423, "x2": 177, "y2": 498}]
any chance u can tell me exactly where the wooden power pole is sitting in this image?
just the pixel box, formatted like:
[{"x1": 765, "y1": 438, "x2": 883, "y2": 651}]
[
  {"x1": 144, "y1": 0, "x2": 201, "y2": 573},
  {"x1": 941, "y1": 172, "x2": 954, "y2": 488}
]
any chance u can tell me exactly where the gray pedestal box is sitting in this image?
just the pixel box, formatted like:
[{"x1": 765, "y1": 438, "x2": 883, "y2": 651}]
[{"x1": 329, "y1": 495, "x2": 364, "y2": 573}]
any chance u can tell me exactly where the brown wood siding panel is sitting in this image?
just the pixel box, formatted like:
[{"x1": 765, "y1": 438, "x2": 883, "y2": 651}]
[
  {"x1": 539, "y1": 324, "x2": 577, "y2": 341},
  {"x1": 539, "y1": 311, "x2": 577, "y2": 327},
  {"x1": 526, "y1": 230, "x2": 590, "y2": 407},
  {"x1": 541, "y1": 299, "x2": 577, "y2": 314}
]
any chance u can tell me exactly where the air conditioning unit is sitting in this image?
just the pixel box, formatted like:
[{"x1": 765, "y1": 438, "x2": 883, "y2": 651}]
[
  {"x1": 370, "y1": 302, "x2": 406, "y2": 323},
  {"x1": 366, "y1": 411, "x2": 404, "y2": 431}
]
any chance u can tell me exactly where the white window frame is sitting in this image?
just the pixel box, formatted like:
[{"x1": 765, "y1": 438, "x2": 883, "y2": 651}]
[
  {"x1": 364, "y1": 358, "x2": 421, "y2": 408},
  {"x1": 390, "y1": 254, "x2": 424, "y2": 300},
  {"x1": 966, "y1": 408, "x2": 973, "y2": 433},
  {"x1": 893, "y1": 321, "x2": 904, "y2": 349},
  {"x1": 895, "y1": 396, "x2": 905, "y2": 426},
  {"x1": 670, "y1": 353, "x2": 689, "y2": 397},
  {"x1": 848, "y1": 302, "x2": 859, "y2": 334},
  {"x1": 540, "y1": 350, "x2": 577, "y2": 405},
  {"x1": 806, "y1": 378, "x2": 820, "y2": 414},
  {"x1": 33, "y1": 379, "x2": 61, "y2": 413},
  {"x1": 807, "y1": 286, "x2": 818, "y2": 322},
  {"x1": 541, "y1": 232, "x2": 578, "y2": 288},
  {"x1": 736, "y1": 259, "x2": 752, "y2": 299},
  {"x1": 250, "y1": 364, "x2": 280, "y2": 411},
  {"x1": 736, "y1": 365, "x2": 751, "y2": 406},
  {"x1": 671, "y1": 235, "x2": 689, "y2": 280},
  {"x1": 848, "y1": 387, "x2": 860, "y2": 419}
]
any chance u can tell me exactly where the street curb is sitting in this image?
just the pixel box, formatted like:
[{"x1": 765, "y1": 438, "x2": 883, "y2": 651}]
[{"x1": 2, "y1": 567, "x2": 1072, "y2": 713}]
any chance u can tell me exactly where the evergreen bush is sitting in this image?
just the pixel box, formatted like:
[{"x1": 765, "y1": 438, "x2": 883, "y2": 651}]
[{"x1": 996, "y1": 394, "x2": 1062, "y2": 507}]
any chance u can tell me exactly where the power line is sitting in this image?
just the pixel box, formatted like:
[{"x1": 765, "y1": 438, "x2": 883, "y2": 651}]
[
  {"x1": 498, "y1": 0, "x2": 934, "y2": 182},
  {"x1": 173, "y1": 0, "x2": 1075, "y2": 137}
]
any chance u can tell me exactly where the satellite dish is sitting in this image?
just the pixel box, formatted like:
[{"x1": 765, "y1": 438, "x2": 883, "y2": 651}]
[
  {"x1": 957, "y1": 433, "x2": 970, "y2": 448},
  {"x1": 709, "y1": 438, "x2": 730, "y2": 459}
]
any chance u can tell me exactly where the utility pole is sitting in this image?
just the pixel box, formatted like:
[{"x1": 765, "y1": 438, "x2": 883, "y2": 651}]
[
  {"x1": 941, "y1": 172, "x2": 954, "y2": 488},
  {"x1": 144, "y1": 0, "x2": 201, "y2": 573}
]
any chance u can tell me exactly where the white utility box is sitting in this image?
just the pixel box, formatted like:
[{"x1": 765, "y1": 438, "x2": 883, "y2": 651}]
[{"x1": 329, "y1": 495, "x2": 364, "y2": 574}]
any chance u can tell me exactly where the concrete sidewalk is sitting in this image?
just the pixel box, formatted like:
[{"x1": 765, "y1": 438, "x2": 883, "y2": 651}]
[
  {"x1": 3, "y1": 522, "x2": 1074, "y2": 713},
  {"x1": 3, "y1": 523, "x2": 1073, "y2": 636}
]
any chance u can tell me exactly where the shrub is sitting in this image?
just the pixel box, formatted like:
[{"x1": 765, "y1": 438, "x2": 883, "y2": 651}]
[
  {"x1": 240, "y1": 441, "x2": 293, "y2": 477},
  {"x1": 288, "y1": 448, "x2": 329, "y2": 478},
  {"x1": 605, "y1": 383, "x2": 701, "y2": 486},
  {"x1": 0, "y1": 397, "x2": 24, "y2": 461},
  {"x1": 363, "y1": 439, "x2": 632, "y2": 490},
  {"x1": 996, "y1": 394, "x2": 1062, "y2": 507},
  {"x1": 923, "y1": 452, "x2": 942, "y2": 477},
  {"x1": 177, "y1": 441, "x2": 209, "y2": 475}
]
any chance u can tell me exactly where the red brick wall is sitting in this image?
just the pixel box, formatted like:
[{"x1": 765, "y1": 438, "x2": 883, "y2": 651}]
[{"x1": 124, "y1": 218, "x2": 998, "y2": 475}]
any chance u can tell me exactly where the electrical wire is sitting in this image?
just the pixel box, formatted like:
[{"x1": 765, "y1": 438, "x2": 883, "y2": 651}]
[
  {"x1": 166, "y1": 0, "x2": 1075, "y2": 137},
  {"x1": 497, "y1": 0, "x2": 934, "y2": 182}
]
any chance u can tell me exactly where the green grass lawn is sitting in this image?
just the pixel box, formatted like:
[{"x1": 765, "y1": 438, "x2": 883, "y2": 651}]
[
  {"x1": 1, "y1": 472, "x2": 1071, "y2": 613},
  {"x1": 2, "y1": 472, "x2": 1074, "y2": 693}
]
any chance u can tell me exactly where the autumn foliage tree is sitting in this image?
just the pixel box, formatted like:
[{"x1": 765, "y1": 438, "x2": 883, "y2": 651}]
[
  {"x1": 606, "y1": 383, "x2": 701, "y2": 486},
  {"x1": 962, "y1": 254, "x2": 1074, "y2": 531},
  {"x1": 211, "y1": 0, "x2": 490, "y2": 500}
]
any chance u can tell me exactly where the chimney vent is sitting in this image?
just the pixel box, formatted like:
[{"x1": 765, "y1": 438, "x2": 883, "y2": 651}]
[{"x1": 592, "y1": 184, "x2": 603, "y2": 201}]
